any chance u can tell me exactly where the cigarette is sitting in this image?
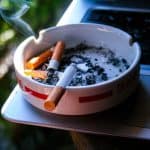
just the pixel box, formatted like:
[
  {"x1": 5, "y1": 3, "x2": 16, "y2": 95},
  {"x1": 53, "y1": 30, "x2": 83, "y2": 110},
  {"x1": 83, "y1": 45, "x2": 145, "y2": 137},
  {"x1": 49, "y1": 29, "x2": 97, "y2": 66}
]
[
  {"x1": 24, "y1": 69, "x2": 48, "y2": 79},
  {"x1": 25, "y1": 48, "x2": 53, "y2": 69},
  {"x1": 47, "y1": 41, "x2": 65, "y2": 70},
  {"x1": 44, "y1": 63, "x2": 77, "y2": 111}
]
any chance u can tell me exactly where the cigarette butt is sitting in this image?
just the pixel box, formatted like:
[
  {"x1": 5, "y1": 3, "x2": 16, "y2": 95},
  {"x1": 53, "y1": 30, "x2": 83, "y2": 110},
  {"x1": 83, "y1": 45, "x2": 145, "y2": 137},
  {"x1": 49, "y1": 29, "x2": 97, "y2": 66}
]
[
  {"x1": 25, "y1": 48, "x2": 53, "y2": 69},
  {"x1": 44, "y1": 63, "x2": 77, "y2": 111},
  {"x1": 47, "y1": 41, "x2": 65, "y2": 70},
  {"x1": 44, "y1": 86, "x2": 65, "y2": 111},
  {"x1": 24, "y1": 69, "x2": 48, "y2": 79},
  {"x1": 52, "y1": 41, "x2": 65, "y2": 61}
]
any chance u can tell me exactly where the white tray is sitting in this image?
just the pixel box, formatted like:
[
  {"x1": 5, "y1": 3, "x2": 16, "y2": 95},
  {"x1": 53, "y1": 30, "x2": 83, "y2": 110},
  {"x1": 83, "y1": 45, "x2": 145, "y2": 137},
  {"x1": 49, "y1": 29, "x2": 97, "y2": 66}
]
[{"x1": 1, "y1": 75, "x2": 150, "y2": 140}]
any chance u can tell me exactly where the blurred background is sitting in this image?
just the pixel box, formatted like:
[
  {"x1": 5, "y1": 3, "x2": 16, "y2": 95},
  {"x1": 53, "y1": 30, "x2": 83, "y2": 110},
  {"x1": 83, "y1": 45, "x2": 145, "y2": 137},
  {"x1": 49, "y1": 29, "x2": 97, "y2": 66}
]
[{"x1": 0, "y1": 0, "x2": 75, "y2": 149}]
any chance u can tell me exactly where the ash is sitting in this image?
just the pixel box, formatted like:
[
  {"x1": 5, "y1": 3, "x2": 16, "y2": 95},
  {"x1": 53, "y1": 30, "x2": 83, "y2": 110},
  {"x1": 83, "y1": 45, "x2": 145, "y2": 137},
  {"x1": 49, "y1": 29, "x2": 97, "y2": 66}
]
[{"x1": 34, "y1": 43, "x2": 130, "y2": 86}]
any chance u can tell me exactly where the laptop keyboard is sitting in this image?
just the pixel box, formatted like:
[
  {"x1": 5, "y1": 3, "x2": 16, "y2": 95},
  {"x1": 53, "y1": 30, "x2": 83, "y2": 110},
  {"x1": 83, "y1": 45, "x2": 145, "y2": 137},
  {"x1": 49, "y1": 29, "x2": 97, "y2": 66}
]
[{"x1": 82, "y1": 9, "x2": 150, "y2": 65}]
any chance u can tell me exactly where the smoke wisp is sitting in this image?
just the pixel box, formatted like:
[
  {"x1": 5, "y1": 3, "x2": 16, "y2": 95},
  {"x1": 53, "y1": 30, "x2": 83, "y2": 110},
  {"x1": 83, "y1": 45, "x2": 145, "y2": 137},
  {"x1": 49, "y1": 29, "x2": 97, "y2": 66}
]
[{"x1": 0, "y1": 0, "x2": 35, "y2": 37}]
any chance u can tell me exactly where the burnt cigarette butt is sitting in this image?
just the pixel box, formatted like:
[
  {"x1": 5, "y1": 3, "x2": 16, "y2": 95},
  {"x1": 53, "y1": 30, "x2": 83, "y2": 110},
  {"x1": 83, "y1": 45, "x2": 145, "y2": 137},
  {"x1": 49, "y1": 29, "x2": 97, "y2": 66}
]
[
  {"x1": 47, "y1": 41, "x2": 65, "y2": 70},
  {"x1": 44, "y1": 63, "x2": 77, "y2": 111},
  {"x1": 44, "y1": 86, "x2": 65, "y2": 111},
  {"x1": 25, "y1": 48, "x2": 53, "y2": 69},
  {"x1": 24, "y1": 69, "x2": 48, "y2": 79},
  {"x1": 52, "y1": 41, "x2": 65, "y2": 62}
]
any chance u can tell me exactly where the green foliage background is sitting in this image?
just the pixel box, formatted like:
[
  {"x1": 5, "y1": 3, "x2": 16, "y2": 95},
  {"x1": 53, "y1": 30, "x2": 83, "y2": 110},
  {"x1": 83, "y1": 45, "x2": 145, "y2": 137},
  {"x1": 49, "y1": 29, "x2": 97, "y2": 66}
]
[{"x1": 0, "y1": 0, "x2": 74, "y2": 149}]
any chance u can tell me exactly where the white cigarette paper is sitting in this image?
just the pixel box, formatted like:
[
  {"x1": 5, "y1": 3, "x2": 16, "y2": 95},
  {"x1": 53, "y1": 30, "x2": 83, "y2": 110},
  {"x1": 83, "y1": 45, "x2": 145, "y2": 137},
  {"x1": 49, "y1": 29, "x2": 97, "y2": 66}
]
[
  {"x1": 47, "y1": 59, "x2": 59, "y2": 70},
  {"x1": 57, "y1": 63, "x2": 77, "y2": 87}
]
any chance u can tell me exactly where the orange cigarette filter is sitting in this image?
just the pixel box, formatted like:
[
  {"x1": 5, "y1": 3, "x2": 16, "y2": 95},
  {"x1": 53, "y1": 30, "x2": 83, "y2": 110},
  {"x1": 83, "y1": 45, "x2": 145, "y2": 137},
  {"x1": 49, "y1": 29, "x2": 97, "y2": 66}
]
[
  {"x1": 24, "y1": 69, "x2": 48, "y2": 79},
  {"x1": 44, "y1": 86, "x2": 65, "y2": 111},
  {"x1": 25, "y1": 48, "x2": 53, "y2": 70},
  {"x1": 52, "y1": 41, "x2": 65, "y2": 62},
  {"x1": 47, "y1": 41, "x2": 65, "y2": 70}
]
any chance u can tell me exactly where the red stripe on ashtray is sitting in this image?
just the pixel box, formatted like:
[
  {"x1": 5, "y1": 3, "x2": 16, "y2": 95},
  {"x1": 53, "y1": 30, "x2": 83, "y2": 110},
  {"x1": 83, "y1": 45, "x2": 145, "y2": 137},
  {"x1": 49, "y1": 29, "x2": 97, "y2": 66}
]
[
  {"x1": 24, "y1": 86, "x2": 47, "y2": 100},
  {"x1": 79, "y1": 90, "x2": 112, "y2": 103}
]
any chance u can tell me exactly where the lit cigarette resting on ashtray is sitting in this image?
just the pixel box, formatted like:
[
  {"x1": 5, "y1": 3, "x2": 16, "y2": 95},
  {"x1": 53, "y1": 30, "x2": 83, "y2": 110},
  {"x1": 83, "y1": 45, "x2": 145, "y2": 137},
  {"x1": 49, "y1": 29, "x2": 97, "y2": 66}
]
[
  {"x1": 44, "y1": 63, "x2": 77, "y2": 111},
  {"x1": 25, "y1": 48, "x2": 53, "y2": 70},
  {"x1": 47, "y1": 41, "x2": 65, "y2": 71}
]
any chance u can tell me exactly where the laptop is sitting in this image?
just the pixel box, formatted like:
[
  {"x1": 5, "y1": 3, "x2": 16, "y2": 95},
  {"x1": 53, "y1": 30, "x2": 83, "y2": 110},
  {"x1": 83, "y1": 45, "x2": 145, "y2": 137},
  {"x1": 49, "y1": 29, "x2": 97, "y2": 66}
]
[{"x1": 1, "y1": 0, "x2": 150, "y2": 140}]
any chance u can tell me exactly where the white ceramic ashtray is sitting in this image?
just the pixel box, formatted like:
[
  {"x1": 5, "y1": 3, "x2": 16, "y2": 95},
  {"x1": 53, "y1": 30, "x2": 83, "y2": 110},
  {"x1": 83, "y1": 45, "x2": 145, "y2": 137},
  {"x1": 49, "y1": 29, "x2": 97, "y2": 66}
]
[{"x1": 14, "y1": 23, "x2": 141, "y2": 115}]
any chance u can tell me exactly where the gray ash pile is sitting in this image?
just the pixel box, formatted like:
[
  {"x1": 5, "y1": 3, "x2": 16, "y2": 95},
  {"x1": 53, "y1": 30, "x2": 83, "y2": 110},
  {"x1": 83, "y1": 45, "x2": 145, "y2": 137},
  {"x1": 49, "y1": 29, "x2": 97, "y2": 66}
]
[{"x1": 35, "y1": 43, "x2": 130, "y2": 86}]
